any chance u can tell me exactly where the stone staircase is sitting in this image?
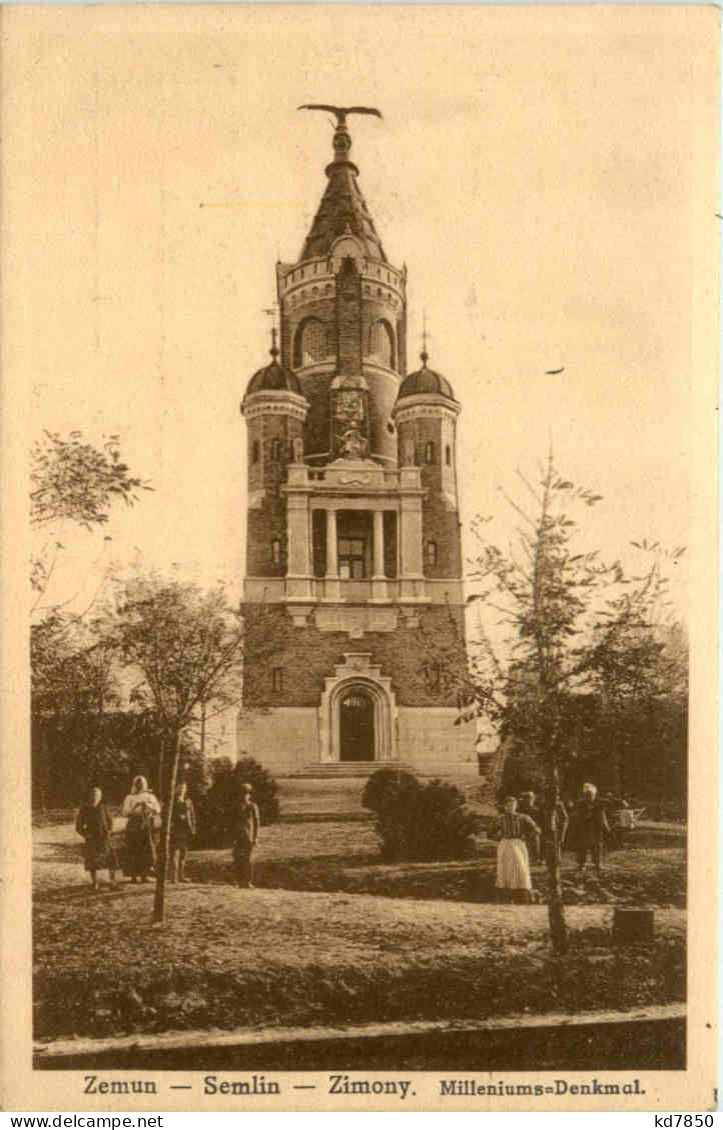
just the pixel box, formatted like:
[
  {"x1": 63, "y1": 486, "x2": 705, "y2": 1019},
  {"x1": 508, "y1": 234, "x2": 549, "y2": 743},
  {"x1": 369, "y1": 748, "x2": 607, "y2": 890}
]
[{"x1": 289, "y1": 761, "x2": 418, "y2": 780}]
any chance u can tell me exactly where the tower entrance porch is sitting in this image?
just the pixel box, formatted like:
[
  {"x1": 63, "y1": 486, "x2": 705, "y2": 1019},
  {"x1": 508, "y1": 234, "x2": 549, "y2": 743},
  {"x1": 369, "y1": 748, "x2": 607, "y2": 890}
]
[
  {"x1": 318, "y1": 653, "x2": 397, "y2": 764},
  {"x1": 339, "y1": 686, "x2": 375, "y2": 761}
]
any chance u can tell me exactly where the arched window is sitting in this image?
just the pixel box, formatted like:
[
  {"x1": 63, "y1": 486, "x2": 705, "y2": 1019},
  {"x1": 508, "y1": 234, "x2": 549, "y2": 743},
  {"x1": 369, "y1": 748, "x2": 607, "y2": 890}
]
[
  {"x1": 251, "y1": 440, "x2": 260, "y2": 464},
  {"x1": 367, "y1": 319, "x2": 395, "y2": 368},
  {"x1": 270, "y1": 438, "x2": 282, "y2": 461},
  {"x1": 445, "y1": 444, "x2": 452, "y2": 466},
  {"x1": 426, "y1": 540, "x2": 438, "y2": 566},
  {"x1": 424, "y1": 441, "x2": 435, "y2": 464},
  {"x1": 293, "y1": 317, "x2": 332, "y2": 367},
  {"x1": 271, "y1": 538, "x2": 281, "y2": 565}
]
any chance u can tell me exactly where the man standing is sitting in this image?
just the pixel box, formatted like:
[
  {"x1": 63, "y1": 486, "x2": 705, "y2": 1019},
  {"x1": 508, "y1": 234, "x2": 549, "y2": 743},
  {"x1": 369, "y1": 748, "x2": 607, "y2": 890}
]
[
  {"x1": 571, "y1": 782, "x2": 610, "y2": 875},
  {"x1": 231, "y1": 782, "x2": 260, "y2": 889}
]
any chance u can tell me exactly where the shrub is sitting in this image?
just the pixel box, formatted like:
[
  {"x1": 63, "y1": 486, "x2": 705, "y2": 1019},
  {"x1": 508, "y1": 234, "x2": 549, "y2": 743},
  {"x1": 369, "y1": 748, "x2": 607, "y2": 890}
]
[
  {"x1": 496, "y1": 747, "x2": 544, "y2": 806},
  {"x1": 194, "y1": 756, "x2": 280, "y2": 849},
  {"x1": 361, "y1": 767, "x2": 420, "y2": 814},
  {"x1": 374, "y1": 776, "x2": 483, "y2": 862}
]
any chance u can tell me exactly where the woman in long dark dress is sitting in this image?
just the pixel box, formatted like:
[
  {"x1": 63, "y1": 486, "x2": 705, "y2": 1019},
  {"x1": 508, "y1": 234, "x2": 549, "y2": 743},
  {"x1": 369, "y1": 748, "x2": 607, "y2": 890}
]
[
  {"x1": 75, "y1": 787, "x2": 118, "y2": 890},
  {"x1": 121, "y1": 775, "x2": 160, "y2": 883}
]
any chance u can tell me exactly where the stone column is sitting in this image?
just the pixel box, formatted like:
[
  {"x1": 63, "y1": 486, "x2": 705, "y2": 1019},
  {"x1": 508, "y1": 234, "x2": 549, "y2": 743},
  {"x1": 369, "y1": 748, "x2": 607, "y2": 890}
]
[
  {"x1": 286, "y1": 492, "x2": 313, "y2": 600},
  {"x1": 324, "y1": 507, "x2": 340, "y2": 601},
  {"x1": 373, "y1": 510, "x2": 385, "y2": 577},
  {"x1": 371, "y1": 509, "x2": 388, "y2": 601},
  {"x1": 399, "y1": 494, "x2": 425, "y2": 600},
  {"x1": 325, "y1": 508, "x2": 338, "y2": 576}
]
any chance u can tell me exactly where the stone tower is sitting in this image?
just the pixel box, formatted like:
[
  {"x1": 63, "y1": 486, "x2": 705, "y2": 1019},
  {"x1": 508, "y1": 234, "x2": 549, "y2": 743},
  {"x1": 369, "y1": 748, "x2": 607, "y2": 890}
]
[{"x1": 238, "y1": 110, "x2": 477, "y2": 777}]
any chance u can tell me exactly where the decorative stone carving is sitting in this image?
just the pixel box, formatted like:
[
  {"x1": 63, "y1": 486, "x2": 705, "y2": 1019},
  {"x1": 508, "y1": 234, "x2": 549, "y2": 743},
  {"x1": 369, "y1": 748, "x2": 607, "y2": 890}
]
[
  {"x1": 315, "y1": 606, "x2": 398, "y2": 637},
  {"x1": 317, "y1": 653, "x2": 398, "y2": 763},
  {"x1": 339, "y1": 425, "x2": 368, "y2": 460}
]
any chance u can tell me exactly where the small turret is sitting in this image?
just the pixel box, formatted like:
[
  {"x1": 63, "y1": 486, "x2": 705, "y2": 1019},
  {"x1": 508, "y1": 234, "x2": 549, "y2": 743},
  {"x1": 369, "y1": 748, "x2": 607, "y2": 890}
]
[
  {"x1": 393, "y1": 346, "x2": 461, "y2": 578},
  {"x1": 241, "y1": 330, "x2": 309, "y2": 577}
]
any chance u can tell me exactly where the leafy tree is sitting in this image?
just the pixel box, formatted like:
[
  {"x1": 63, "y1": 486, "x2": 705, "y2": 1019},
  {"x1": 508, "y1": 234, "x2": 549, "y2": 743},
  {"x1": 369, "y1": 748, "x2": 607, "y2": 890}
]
[
  {"x1": 30, "y1": 432, "x2": 150, "y2": 798},
  {"x1": 424, "y1": 454, "x2": 684, "y2": 952},
  {"x1": 111, "y1": 574, "x2": 279, "y2": 923},
  {"x1": 31, "y1": 614, "x2": 122, "y2": 807},
  {"x1": 30, "y1": 431, "x2": 150, "y2": 609},
  {"x1": 31, "y1": 430, "x2": 148, "y2": 531}
]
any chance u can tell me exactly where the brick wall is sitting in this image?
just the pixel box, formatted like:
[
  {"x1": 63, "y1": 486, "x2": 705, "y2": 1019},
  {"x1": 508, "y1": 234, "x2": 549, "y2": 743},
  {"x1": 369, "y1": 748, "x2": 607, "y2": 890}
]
[
  {"x1": 244, "y1": 413, "x2": 303, "y2": 576},
  {"x1": 242, "y1": 604, "x2": 468, "y2": 708},
  {"x1": 299, "y1": 370, "x2": 333, "y2": 457},
  {"x1": 336, "y1": 259, "x2": 362, "y2": 376},
  {"x1": 396, "y1": 415, "x2": 462, "y2": 577}
]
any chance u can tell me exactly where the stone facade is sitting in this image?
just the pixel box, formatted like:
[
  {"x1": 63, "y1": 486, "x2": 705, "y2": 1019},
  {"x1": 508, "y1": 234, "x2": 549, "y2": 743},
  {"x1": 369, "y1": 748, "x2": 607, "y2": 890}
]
[{"x1": 238, "y1": 113, "x2": 478, "y2": 778}]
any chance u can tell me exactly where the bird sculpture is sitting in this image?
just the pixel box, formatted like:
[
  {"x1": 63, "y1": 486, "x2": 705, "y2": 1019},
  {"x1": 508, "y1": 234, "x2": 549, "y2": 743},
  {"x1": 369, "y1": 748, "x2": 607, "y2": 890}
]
[{"x1": 298, "y1": 104, "x2": 383, "y2": 128}]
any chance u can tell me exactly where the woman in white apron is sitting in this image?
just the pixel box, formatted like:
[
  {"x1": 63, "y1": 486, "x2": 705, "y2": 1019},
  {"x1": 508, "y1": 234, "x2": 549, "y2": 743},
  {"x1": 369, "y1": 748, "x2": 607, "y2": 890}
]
[{"x1": 496, "y1": 796, "x2": 540, "y2": 904}]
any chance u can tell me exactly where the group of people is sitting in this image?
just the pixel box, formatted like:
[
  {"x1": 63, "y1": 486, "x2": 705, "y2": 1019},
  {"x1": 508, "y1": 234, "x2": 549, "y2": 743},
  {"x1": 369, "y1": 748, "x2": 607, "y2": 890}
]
[
  {"x1": 77, "y1": 773, "x2": 618, "y2": 904},
  {"x1": 495, "y1": 782, "x2": 613, "y2": 903},
  {"x1": 75, "y1": 774, "x2": 260, "y2": 892}
]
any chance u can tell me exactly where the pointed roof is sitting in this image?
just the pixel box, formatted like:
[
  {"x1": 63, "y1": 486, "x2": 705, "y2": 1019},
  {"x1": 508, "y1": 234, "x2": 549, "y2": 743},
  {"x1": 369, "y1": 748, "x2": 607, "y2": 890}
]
[{"x1": 299, "y1": 114, "x2": 387, "y2": 263}]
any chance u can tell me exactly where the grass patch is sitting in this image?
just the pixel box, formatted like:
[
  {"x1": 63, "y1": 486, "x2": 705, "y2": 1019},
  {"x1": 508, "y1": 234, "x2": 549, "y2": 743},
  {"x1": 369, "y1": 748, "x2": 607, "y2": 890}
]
[
  {"x1": 33, "y1": 816, "x2": 686, "y2": 1042},
  {"x1": 33, "y1": 886, "x2": 685, "y2": 1040},
  {"x1": 187, "y1": 825, "x2": 686, "y2": 909}
]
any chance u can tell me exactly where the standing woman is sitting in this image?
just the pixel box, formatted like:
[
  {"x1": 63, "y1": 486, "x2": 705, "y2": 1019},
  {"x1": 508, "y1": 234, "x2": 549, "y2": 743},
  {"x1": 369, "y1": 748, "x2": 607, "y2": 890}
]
[
  {"x1": 496, "y1": 796, "x2": 540, "y2": 904},
  {"x1": 122, "y1": 775, "x2": 161, "y2": 883},
  {"x1": 231, "y1": 782, "x2": 260, "y2": 889},
  {"x1": 169, "y1": 781, "x2": 197, "y2": 883},
  {"x1": 76, "y1": 787, "x2": 118, "y2": 890}
]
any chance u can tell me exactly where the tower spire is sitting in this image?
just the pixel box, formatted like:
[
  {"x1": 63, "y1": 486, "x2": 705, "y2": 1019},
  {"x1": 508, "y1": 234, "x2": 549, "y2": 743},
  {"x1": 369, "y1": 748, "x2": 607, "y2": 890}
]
[
  {"x1": 296, "y1": 104, "x2": 387, "y2": 262},
  {"x1": 421, "y1": 311, "x2": 430, "y2": 367},
  {"x1": 263, "y1": 305, "x2": 279, "y2": 358},
  {"x1": 298, "y1": 104, "x2": 383, "y2": 165}
]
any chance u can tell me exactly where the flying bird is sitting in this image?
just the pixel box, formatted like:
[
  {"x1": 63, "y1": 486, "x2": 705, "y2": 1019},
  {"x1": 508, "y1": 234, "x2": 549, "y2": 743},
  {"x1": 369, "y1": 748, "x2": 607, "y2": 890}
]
[
  {"x1": 545, "y1": 367, "x2": 565, "y2": 375},
  {"x1": 298, "y1": 104, "x2": 383, "y2": 128}
]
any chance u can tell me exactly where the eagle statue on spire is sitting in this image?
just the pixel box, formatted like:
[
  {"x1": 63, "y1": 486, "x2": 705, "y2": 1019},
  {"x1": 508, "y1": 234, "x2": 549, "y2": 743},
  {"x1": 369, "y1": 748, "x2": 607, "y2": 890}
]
[{"x1": 298, "y1": 104, "x2": 383, "y2": 127}]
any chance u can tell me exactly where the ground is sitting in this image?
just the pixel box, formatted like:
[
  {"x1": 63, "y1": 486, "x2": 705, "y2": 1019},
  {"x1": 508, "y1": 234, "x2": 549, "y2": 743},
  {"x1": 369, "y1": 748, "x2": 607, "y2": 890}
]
[{"x1": 33, "y1": 800, "x2": 686, "y2": 1043}]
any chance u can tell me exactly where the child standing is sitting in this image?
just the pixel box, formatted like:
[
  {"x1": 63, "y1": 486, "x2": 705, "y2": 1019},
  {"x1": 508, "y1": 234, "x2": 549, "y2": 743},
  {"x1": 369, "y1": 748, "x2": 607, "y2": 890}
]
[{"x1": 169, "y1": 781, "x2": 197, "y2": 883}]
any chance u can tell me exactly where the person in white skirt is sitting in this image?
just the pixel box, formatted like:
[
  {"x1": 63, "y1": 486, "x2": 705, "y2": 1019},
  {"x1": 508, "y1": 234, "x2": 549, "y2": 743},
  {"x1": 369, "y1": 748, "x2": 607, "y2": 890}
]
[{"x1": 496, "y1": 796, "x2": 540, "y2": 904}]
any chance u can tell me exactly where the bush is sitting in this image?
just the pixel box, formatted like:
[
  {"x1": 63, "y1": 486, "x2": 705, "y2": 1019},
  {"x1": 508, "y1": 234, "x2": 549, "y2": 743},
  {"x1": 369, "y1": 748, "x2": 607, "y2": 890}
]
[
  {"x1": 194, "y1": 756, "x2": 280, "y2": 849},
  {"x1": 496, "y1": 747, "x2": 544, "y2": 806},
  {"x1": 361, "y1": 767, "x2": 420, "y2": 814},
  {"x1": 374, "y1": 776, "x2": 483, "y2": 862}
]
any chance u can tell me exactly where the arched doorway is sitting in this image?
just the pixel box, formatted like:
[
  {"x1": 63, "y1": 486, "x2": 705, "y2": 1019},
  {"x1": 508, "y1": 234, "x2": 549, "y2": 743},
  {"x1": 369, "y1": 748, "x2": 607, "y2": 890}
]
[{"x1": 339, "y1": 686, "x2": 375, "y2": 761}]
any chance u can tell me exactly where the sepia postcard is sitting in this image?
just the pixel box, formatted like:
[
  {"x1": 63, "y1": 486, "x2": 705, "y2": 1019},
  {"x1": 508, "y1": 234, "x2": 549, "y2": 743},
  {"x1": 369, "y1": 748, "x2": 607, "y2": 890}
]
[{"x1": 0, "y1": 2, "x2": 718, "y2": 1113}]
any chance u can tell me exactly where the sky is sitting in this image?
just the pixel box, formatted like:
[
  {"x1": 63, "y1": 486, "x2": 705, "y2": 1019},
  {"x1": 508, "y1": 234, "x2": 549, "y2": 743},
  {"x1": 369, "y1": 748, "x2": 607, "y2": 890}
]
[{"x1": 9, "y1": 4, "x2": 716, "y2": 623}]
